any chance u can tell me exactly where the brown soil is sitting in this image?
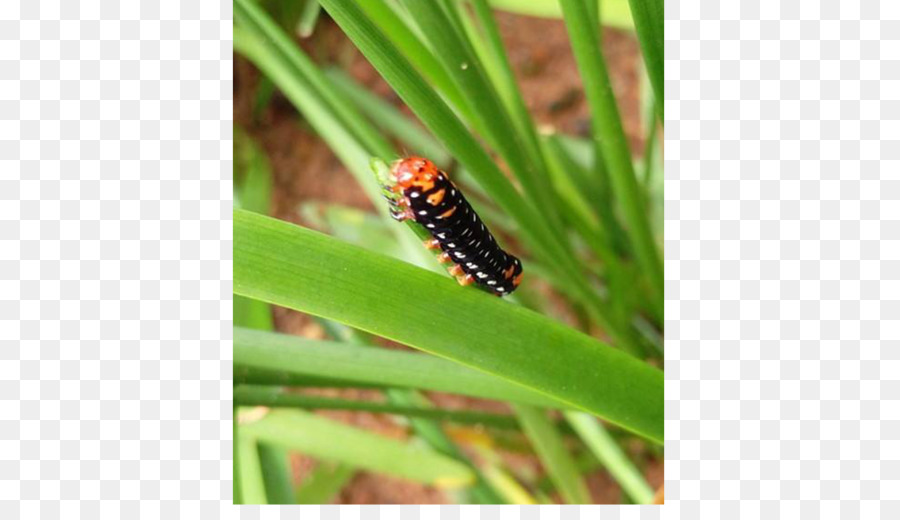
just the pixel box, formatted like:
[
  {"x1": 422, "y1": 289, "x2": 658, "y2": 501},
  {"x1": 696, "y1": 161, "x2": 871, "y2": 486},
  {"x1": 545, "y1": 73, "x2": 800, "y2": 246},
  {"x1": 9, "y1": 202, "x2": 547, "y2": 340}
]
[{"x1": 235, "y1": 8, "x2": 657, "y2": 505}]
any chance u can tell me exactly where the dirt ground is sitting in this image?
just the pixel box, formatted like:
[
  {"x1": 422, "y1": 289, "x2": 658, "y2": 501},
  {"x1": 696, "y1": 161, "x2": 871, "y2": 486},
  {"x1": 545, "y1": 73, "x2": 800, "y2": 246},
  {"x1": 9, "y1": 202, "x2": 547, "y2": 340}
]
[{"x1": 234, "y1": 9, "x2": 660, "y2": 504}]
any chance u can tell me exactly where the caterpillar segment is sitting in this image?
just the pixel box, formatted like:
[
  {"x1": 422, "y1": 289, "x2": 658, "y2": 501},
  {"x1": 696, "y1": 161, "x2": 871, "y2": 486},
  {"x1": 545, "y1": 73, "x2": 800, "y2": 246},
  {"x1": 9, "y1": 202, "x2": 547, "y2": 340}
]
[{"x1": 386, "y1": 156, "x2": 524, "y2": 296}]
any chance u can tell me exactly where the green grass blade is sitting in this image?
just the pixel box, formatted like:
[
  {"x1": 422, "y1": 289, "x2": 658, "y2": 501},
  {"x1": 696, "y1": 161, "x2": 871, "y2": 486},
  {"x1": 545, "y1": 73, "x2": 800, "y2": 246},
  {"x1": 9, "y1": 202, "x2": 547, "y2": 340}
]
[
  {"x1": 240, "y1": 409, "x2": 475, "y2": 488},
  {"x1": 296, "y1": 0, "x2": 322, "y2": 37},
  {"x1": 234, "y1": 8, "x2": 435, "y2": 268},
  {"x1": 384, "y1": 388, "x2": 505, "y2": 504},
  {"x1": 558, "y1": 0, "x2": 664, "y2": 305},
  {"x1": 323, "y1": 68, "x2": 449, "y2": 164},
  {"x1": 233, "y1": 409, "x2": 242, "y2": 504},
  {"x1": 235, "y1": 0, "x2": 394, "y2": 157},
  {"x1": 481, "y1": 464, "x2": 537, "y2": 504},
  {"x1": 316, "y1": 0, "x2": 571, "y2": 275},
  {"x1": 356, "y1": 0, "x2": 478, "y2": 126},
  {"x1": 234, "y1": 327, "x2": 562, "y2": 408},
  {"x1": 514, "y1": 405, "x2": 591, "y2": 504},
  {"x1": 624, "y1": 0, "x2": 664, "y2": 123},
  {"x1": 235, "y1": 365, "x2": 382, "y2": 389},
  {"x1": 257, "y1": 442, "x2": 296, "y2": 504},
  {"x1": 237, "y1": 434, "x2": 268, "y2": 504},
  {"x1": 233, "y1": 125, "x2": 272, "y2": 214},
  {"x1": 295, "y1": 462, "x2": 356, "y2": 504},
  {"x1": 234, "y1": 385, "x2": 520, "y2": 429},
  {"x1": 234, "y1": 210, "x2": 663, "y2": 442},
  {"x1": 469, "y1": 0, "x2": 552, "y2": 179},
  {"x1": 564, "y1": 411, "x2": 655, "y2": 504},
  {"x1": 487, "y1": 0, "x2": 635, "y2": 29},
  {"x1": 310, "y1": 314, "x2": 506, "y2": 504},
  {"x1": 323, "y1": 0, "x2": 628, "y2": 341},
  {"x1": 399, "y1": 0, "x2": 566, "y2": 237},
  {"x1": 233, "y1": 126, "x2": 275, "y2": 331},
  {"x1": 232, "y1": 26, "x2": 378, "y2": 203}
]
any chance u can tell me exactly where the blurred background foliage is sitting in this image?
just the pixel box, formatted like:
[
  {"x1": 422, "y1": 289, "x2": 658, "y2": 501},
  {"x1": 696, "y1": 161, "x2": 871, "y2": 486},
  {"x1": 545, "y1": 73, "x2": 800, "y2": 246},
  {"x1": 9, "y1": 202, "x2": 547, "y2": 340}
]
[{"x1": 234, "y1": 0, "x2": 663, "y2": 505}]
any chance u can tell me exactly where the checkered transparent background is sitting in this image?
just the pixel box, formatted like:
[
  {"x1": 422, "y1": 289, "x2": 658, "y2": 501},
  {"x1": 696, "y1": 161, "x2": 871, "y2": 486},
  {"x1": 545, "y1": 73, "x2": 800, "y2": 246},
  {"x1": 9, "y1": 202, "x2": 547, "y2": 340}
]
[{"x1": 1, "y1": 0, "x2": 897, "y2": 517}]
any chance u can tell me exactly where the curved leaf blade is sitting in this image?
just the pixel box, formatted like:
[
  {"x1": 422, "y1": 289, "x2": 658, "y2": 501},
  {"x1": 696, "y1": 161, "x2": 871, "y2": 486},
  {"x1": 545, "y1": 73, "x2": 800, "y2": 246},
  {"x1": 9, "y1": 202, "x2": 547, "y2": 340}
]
[
  {"x1": 234, "y1": 209, "x2": 663, "y2": 442},
  {"x1": 234, "y1": 327, "x2": 561, "y2": 408},
  {"x1": 240, "y1": 409, "x2": 475, "y2": 488}
]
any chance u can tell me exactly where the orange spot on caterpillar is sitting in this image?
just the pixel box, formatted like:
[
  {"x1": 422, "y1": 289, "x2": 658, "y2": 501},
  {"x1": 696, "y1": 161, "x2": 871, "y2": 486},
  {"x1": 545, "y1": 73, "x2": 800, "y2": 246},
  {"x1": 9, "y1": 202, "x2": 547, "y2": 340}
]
[
  {"x1": 439, "y1": 206, "x2": 457, "y2": 218},
  {"x1": 503, "y1": 264, "x2": 516, "y2": 280},
  {"x1": 427, "y1": 188, "x2": 446, "y2": 206},
  {"x1": 513, "y1": 271, "x2": 524, "y2": 287}
]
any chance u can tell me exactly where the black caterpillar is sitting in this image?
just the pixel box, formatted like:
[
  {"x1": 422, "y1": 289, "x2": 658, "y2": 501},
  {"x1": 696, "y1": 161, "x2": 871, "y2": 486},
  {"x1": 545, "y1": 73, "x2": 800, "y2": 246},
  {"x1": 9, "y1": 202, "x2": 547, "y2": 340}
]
[{"x1": 383, "y1": 156, "x2": 523, "y2": 296}]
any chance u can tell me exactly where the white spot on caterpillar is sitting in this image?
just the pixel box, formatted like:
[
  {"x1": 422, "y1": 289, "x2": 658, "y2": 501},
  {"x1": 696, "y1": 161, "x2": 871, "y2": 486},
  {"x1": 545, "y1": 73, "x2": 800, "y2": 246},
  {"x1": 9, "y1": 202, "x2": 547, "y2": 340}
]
[
  {"x1": 418, "y1": 210, "x2": 428, "y2": 215},
  {"x1": 454, "y1": 252, "x2": 466, "y2": 258},
  {"x1": 476, "y1": 272, "x2": 488, "y2": 279},
  {"x1": 497, "y1": 287, "x2": 506, "y2": 292},
  {"x1": 447, "y1": 243, "x2": 456, "y2": 248},
  {"x1": 426, "y1": 224, "x2": 435, "y2": 228},
  {"x1": 410, "y1": 191, "x2": 420, "y2": 198},
  {"x1": 451, "y1": 189, "x2": 456, "y2": 196},
  {"x1": 487, "y1": 280, "x2": 497, "y2": 286},
  {"x1": 437, "y1": 233, "x2": 446, "y2": 239}
]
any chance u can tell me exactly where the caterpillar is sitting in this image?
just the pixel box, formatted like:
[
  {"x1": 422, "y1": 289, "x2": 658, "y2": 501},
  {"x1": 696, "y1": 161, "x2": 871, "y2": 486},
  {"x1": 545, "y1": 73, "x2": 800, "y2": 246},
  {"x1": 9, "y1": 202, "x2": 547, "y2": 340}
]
[{"x1": 382, "y1": 156, "x2": 523, "y2": 296}]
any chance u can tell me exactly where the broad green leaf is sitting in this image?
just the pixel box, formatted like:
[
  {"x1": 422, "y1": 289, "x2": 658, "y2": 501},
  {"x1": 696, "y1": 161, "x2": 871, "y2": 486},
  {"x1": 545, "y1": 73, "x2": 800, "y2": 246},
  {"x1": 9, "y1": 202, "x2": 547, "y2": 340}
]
[
  {"x1": 234, "y1": 327, "x2": 561, "y2": 408},
  {"x1": 564, "y1": 411, "x2": 654, "y2": 504},
  {"x1": 240, "y1": 409, "x2": 475, "y2": 488},
  {"x1": 514, "y1": 405, "x2": 590, "y2": 504},
  {"x1": 234, "y1": 210, "x2": 663, "y2": 443}
]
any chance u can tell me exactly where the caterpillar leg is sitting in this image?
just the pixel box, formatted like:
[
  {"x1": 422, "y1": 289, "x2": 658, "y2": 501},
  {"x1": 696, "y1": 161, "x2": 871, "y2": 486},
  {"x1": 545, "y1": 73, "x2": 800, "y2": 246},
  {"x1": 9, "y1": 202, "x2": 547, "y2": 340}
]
[
  {"x1": 448, "y1": 264, "x2": 464, "y2": 276},
  {"x1": 389, "y1": 207, "x2": 414, "y2": 222},
  {"x1": 423, "y1": 238, "x2": 441, "y2": 250},
  {"x1": 456, "y1": 274, "x2": 475, "y2": 286},
  {"x1": 437, "y1": 252, "x2": 452, "y2": 263}
]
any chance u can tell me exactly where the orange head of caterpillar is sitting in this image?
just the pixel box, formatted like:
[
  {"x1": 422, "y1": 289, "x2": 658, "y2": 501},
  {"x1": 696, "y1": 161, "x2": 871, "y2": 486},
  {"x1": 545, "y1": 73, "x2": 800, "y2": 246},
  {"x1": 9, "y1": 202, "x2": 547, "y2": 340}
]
[{"x1": 391, "y1": 156, "x2": 443, "y2": 193}]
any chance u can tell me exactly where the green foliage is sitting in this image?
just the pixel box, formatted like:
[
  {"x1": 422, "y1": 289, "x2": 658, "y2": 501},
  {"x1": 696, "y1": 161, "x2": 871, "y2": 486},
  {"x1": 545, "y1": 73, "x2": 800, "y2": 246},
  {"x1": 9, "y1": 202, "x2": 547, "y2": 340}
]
[
  {"x1": 565, "y1": 411, "x2": 654, "y2": 503},
  {"x1": 233, "y1": 0, "x2": 664, "y2": 504},
  {"x1": 295, "y1": 462, "x2": 356, "y2": 504},
  {"x1": 514, "y1": 405, "x2": 590, "y2": 504},
  {"x1": 234, "y1": 210, "x2": 663, "y2": 442},
  {"x1": 241, "y1": 409, "x2": 475, "y2": 487}
]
